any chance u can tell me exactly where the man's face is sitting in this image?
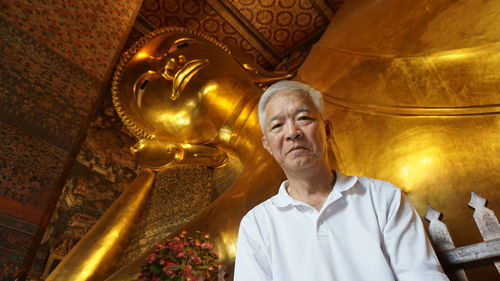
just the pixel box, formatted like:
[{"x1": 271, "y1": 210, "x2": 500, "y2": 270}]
[{"x1": 261, "y1": 91, "x2": 332, "y2": 174}]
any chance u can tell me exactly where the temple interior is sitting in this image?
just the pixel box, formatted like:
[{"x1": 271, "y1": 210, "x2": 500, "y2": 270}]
[{"x1": 1, "y1": 0, "x2": 499, "y2": 280}]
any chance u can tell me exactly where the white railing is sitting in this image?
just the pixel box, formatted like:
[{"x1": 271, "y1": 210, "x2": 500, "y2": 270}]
[{"x1": 425, "y1": 192, "x2": 500, "y2": 281}]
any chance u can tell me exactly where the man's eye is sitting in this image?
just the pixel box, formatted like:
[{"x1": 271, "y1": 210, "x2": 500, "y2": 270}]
[
  {"x1": 298, "y1": 116, "x2": 312, "y2": 121},
  {"x1": 271, "y1": 124, "x2": 282, "y2": 130}
]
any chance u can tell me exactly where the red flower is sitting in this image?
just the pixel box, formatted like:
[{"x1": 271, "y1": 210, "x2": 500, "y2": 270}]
[
  {"x1": 169, "y1": 239, "x2": 185, "y2": 252},
  {"x1": 145, "y1": 253, "x2": 157, "y2": 263},
  {"x1": 201, "y1": 242, "x2": 214, "y2": 249},
  {"x1": 136, "y1": 231, "x2": 220, "y2": 281},
  {"x1": 182, "y1": 264, "x2": 197, "y2": 280},
  {"x1": 191, "y1": 254, "x2": 202, "y2": 265}
]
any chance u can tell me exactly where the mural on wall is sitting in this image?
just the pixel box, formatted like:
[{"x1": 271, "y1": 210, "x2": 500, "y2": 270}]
[
  {"x1": 0, "y1": 0, "x2": 143, "y2": 279},
  {"x1": 30, "y1": 93, "x2": 142, "y2": 278}
]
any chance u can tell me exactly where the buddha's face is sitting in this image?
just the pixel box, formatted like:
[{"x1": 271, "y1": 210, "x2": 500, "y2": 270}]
[{"x1": 115, "y1": 30, "x2": 257, "y2": 144}]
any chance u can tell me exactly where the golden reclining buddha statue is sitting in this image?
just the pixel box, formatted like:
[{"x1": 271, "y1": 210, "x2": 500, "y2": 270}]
[
  {"x1": 47, "y1": 0, "x2": 500, "y2": 280},
  {"x1": 47, "y1": 26, "x2": 295, "y2": 281}
]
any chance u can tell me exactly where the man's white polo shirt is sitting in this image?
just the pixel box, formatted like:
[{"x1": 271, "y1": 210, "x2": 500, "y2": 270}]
[{"x1": 234, "y1": 171, "x2": 449, "y2": 281}]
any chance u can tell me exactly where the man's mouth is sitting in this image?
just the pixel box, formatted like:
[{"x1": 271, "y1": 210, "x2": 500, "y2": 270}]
[{"x1": 287, "y1": 146, "x2": 308, "y2": 154}]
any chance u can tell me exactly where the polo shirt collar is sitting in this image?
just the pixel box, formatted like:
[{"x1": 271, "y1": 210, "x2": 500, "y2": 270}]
[{"x1": 271, "y1": 170, "x2": 358, "y2": 208}]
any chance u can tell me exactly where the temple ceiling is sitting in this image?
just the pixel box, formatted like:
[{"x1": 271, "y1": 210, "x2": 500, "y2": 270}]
[{"x1": 125, "y1": 0, "x2": 345, "y2": 71}]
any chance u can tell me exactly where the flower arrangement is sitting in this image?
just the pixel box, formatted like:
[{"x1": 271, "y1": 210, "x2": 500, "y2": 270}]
[{"x1": 137, "y1": 231, "x2": 221, "y2": 281}]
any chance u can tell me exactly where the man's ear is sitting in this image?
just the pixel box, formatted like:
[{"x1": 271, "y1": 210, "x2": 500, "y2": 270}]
[
  {"x1": 262, "y1": 135, "x2": 272, "y2": 155},
  {"x1": 324, "y1": 120, "x2": 333, "y2": 139}
]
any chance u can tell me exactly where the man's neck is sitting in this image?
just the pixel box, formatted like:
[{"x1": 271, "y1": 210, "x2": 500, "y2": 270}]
[{"x1": 285, "y1": 167, "x2": 336, "y2": 211}]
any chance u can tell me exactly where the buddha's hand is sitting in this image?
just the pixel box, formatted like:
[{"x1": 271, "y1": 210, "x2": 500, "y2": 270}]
[{"x1": 131, "y1": 139, "x2": 227, "y2": 170}]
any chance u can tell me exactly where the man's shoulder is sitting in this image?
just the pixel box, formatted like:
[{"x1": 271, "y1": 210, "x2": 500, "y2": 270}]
[
  {"x1": 242, "y1": 196, "x2": 276, "y2": 220},
  {"x1": 357, "y1": 175, "x2": 401, "y2": 191},
  {"x1": 240, "y1": 192, "x2": 287, "y2": 230},
  {"x1": 354, "y1": 175, "x2": 403, "y2": 200}
]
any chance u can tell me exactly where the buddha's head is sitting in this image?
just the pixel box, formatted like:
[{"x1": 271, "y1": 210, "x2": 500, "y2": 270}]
[{"x1": 113, "y1": 27, "x2": 289, "y2": 144}]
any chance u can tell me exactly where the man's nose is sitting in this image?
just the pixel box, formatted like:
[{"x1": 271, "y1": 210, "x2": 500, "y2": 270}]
[{"x1": 285, "y1": 122, "x2": 303, "y2": 140}]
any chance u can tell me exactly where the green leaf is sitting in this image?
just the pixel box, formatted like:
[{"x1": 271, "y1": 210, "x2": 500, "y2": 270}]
[
  {"x1": 174, "y1": 275, "x2": 182, "y2": 281},
  {"x1": 150, "y1": 263, "x2": 162, "y2": 275},
  {"x1": 170, "y1": 265, "x2": 182, "y2": 270}
]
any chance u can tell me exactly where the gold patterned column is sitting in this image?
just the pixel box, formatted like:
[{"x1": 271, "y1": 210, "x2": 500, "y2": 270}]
[{"x1": 115, "y1": 166, "x2": 212, "y2": 269}]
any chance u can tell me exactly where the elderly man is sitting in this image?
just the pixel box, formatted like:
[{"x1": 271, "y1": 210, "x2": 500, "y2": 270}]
[{"x1": 234, "y1": 81, "x2": 449, "y2": 281}]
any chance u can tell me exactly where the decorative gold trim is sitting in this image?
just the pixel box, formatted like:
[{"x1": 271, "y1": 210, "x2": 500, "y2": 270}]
[{"x1": 324, "y1": 95, "x2": 500, "y2": 117}]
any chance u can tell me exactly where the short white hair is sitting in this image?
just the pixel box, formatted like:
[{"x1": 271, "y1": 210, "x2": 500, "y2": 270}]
[{"x1": 258, "y1": 80, "x2": 324, "y2": 133}]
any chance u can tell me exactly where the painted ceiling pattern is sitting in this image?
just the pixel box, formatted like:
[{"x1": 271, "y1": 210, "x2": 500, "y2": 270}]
[
  {"x1": 132, "y1": 0, "x2": 345, "y2": 69},
  {"x1": 226, "y1": 0, "x2": 327, "y2": 53},
  {"x1": 139, "y1": 0, "x2": 268, "y2": 66}
]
